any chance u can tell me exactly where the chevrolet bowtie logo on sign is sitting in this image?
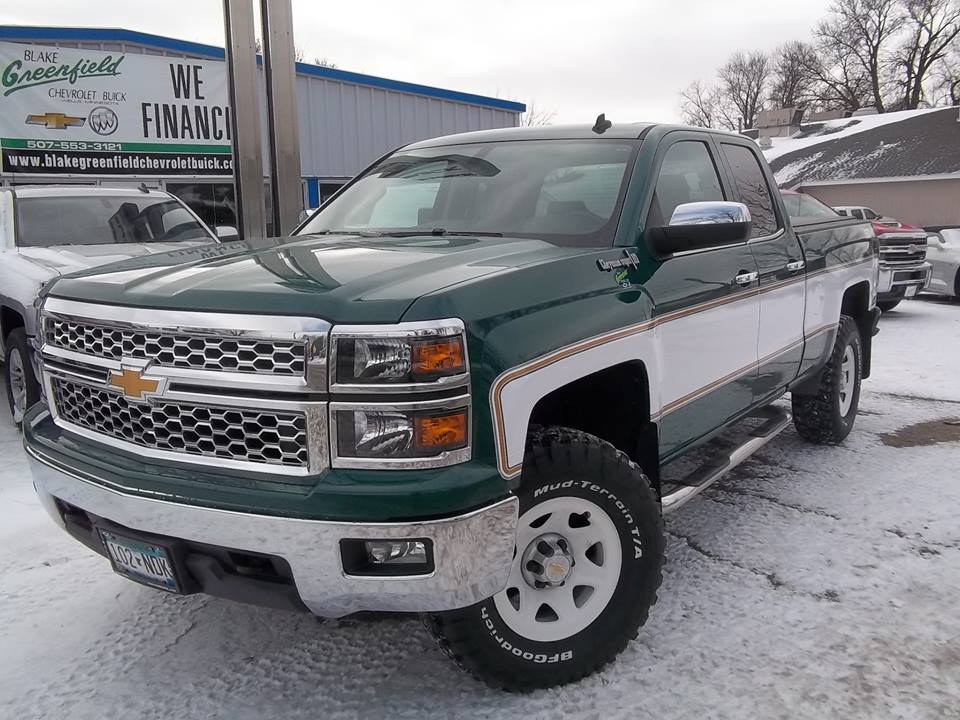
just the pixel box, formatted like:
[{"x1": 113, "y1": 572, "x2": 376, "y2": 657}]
[
  {"x1": 109, "y1": 368, "x2": 164, "y2": 401},
  {"x1": 25, "y1": 112, "x2": 86, "y2": 130}
]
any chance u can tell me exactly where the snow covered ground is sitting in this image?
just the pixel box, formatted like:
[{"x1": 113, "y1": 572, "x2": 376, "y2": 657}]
[{"x1": 2, "y1": 298, "x2": 959, "y2": 719}]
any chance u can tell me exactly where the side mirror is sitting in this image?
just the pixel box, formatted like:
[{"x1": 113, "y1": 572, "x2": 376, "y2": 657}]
[
  {"x1": 647, "y1": 201, "x2": 752, "y2": 256},
  {"x1": 215, "y1": 225, "x2": 240, "y2": 241}
]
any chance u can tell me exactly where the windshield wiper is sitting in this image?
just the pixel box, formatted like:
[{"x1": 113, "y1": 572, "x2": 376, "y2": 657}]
[
  {"x1": 376, "y1": 228, "x2": 504, "y2": 238},
  {"x1": 307, "y1": 229, "x2": 386, "y2": 237}
]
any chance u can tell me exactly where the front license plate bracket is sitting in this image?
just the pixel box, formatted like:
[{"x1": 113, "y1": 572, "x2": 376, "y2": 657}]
[{"x1": 97, "y1": 527, "x2": 184, "y2": 593}]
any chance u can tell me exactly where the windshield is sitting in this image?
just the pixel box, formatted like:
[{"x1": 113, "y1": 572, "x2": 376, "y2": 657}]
[
  {"x1": 781, "y1": 192, "x2": 839, "y2": 221},
  {"x1": 298, "y1": 140, "x2": 638, "y2": 246},
  {"x1": 16, "y1": 195, "x2": 213, "y2": 247}
]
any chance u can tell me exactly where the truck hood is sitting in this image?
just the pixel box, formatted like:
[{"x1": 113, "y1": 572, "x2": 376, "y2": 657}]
[
  {"x1": 45, "y1": 233, "x2": 582, "y2": 323},
  {"x1": 19, "y1": 241, "x2": 216, "y2": 275}
]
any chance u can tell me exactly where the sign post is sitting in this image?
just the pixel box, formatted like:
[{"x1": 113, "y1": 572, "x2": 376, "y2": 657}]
[
  {"x1": 261, "y1": 0, "x2": 303, "y2": 236},
  {"x1": 222, "y1": 0, "x2": 267, "y2": 240}
]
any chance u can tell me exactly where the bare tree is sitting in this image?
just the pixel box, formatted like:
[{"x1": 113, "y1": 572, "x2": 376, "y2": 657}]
[
  {"x1": 819, "y1": 0, "x2": 903, "y2": 112},
  {"x1": 313, "y1": 57, "x2": 338, "y2": 69},
  {"x1": 769, "y1": 41, "x2": 822, "y2": 109},
  {"x1": 521, "y1": 101, "x2": 557, "y2": 126},
  {"x1": 808, "y1": 31, "x2": 875, "y2": 111},
  {"x1": 891, "y1": 0, "x2": 960, "y2": 108},
  {"x1": 932, "y1": 44, "x2": 960, "y2": 103},
  {"x1": 717, "y1": 51, "x2": 771, "y2": 129},
  {"x1": 679, "y1": 80, "x2": 717, "y2": 127}
]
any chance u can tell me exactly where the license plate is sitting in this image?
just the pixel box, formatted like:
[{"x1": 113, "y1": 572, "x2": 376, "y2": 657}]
[
  {"x1": 906, "y1": 285, "x2": 918, "y2": 297},
  {"x1": 98, "y1": 529, "x2": 180, "y2": 592}
]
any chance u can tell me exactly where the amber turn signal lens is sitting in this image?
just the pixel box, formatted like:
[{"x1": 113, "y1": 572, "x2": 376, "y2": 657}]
[
  {"x1": 414, "y1": 410, "x2": 468, "y2": 451},
  {"x1": 411, "y1": 337, "x2": 466, "y2": 379}
]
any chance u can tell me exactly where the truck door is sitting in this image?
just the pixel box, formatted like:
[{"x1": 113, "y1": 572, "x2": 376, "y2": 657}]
[
  {"x1": 718, "y1": 141, "x2": 806, "y2": 402},
  {"x1": 640, "y1": 135, "x2": 761, "y2": 459}
]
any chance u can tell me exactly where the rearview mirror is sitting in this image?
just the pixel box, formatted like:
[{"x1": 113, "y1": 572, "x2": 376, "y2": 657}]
[{"x1": 647, "y1": 201, "x2": 752, "y2": 255}]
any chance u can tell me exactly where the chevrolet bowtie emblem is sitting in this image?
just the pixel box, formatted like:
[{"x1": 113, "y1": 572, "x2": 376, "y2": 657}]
[
  {"x1": 109, "y1": 368, "x2": 162, "y2": 401},
  {"x1": 25, "y1": 112, "x2": 86, "y2": 130}
]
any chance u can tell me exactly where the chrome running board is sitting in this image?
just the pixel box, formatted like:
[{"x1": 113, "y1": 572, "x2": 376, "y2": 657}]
[{"x1": 661, "y1": 406, "x2": 791, "y2": 515}]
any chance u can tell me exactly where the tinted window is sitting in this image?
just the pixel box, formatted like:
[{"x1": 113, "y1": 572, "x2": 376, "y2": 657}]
[
  {"x1": 851, "y1": 209, "x2": 864, "y2": 219},
  {"x1": 166, "y1": 182, "x2": 237, "y2": 229},
  {"x1": 16, "y1": 195, "x2": 213, "y2": 247},
  {"x1": 720, "y1": 143, "x2": 779, "y2": 238},
  {"x1": 863, "y1": 208, "x2": 879, "y2": 219},
  {"x1": 780, "y1": 193, "x2": 840, "y2": 221},
  {"x1": 649, "y1": 141, "x2": 724, "y2": 227},
  {"x1": 298, "y1": 140, "x2": 637, "y2": 247}
]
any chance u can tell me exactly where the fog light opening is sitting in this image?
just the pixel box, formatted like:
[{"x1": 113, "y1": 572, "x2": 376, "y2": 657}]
[{"x1": 340, "y1": 538, "x2": 434, "y2": 577}]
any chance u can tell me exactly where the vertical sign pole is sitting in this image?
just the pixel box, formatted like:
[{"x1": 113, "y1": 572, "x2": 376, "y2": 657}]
[
  {"x1": 222, "y1": 0, "x2": 266, "y2": 239},
  {"x1": 260, "y1": 0, "x2": 303, "y2": 235}
]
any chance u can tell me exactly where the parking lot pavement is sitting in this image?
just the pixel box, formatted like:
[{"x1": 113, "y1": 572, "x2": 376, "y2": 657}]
[{"x1": 2, "y1": 297, "x2": 959, "y2": 720}]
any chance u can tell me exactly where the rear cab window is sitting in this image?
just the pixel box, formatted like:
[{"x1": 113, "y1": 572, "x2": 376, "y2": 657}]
[{"x1": 719, "y1": 143, "x2": 780, "y2": 238}]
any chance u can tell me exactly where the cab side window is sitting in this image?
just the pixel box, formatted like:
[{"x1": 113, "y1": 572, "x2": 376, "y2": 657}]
[
  {"x1": 648, "y1": 141, "x2": 725, "y2": 228},
  {"x1": 720, "y1": 143, "x2": 779, "y2": 238},
  {"x1": 851, "y1": 209, "x2": 864, "y2": 220}
]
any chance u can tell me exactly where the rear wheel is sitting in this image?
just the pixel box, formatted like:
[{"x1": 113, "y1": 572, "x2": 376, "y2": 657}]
[
  {"x1": 4, "y1": 328, "x2": 40, "y2": 426},
  {"x1": 792, "y1": 315, "x2": 862, "y2": 444},
  {"x1": 426, "y1": 427, "x2": 664, "y2": 692}
]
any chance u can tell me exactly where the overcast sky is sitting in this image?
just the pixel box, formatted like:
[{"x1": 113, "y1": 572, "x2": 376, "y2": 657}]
[{"x1": 4, "y1": 0, "x2": 834, "y2": 122}]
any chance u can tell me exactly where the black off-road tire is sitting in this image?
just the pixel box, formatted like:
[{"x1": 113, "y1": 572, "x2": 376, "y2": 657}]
[
  {"x1": 791, "y1": 315, "x2": 862, "y2": 444},
  {"x1": 426, "y1": 427, "x2": 664, "y2": 692},
  {"x1": 4, "y1": 328, "x2": 40, "y2": 427},
  {"x1": 877, "y1": 298, "x2": 901, "y2": 312}
]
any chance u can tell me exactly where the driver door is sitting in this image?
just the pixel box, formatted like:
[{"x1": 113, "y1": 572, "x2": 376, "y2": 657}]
[{"x1": 639, "y1": 134, "x2": 761, "y2": 460}]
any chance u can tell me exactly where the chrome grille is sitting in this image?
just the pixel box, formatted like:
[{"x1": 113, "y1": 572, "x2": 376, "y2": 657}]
[
  {"x1": 879, "y1": 238, "x2": 927, "y2": 265},
  {"x1": 45, "y1": 319, "x2": 305, "y2": 375},
  {"x1": 52, "y1": 378, "x2": 309, "y2": 468}
]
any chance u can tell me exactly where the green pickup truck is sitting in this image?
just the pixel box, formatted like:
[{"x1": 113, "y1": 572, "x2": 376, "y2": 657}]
[{"x1": 23, "y1": 121, "x2": 879, "y2": 691}]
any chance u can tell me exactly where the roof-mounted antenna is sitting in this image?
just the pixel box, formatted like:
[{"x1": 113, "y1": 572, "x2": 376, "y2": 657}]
[
  {"x1": 138, "y1": 182, "x2": 151, "y2": 194},
  {"x1": 592, "y1": 113, "x2": 612, "y2": 134}
]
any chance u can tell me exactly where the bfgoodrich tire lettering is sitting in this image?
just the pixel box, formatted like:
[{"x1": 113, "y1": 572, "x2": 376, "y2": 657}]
[
  {"x1": 792, "y1": 315, "x2": 862, "y2": 444},
  {"x1": 426, "y1": 427, "x2": 664, "y2": 691}
]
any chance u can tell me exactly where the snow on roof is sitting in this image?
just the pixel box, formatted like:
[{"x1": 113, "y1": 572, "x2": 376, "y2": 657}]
[
  {"x1": 763, "y1": 106, "x2": 960, "y2": 188},
  {"x1": 761, "y1": 107, "x2": 944, "y2": 161}
]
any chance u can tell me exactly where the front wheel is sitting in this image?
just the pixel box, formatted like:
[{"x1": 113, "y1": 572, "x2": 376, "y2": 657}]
[
  {"x1": 792, "y1": 315, "x2": 862, "y2": 444},
  {"x1": 4, "y1": 328, "x2": 40, "y2": 427},
  {"x1": 427, "y1": 427, "x2": 664, "y2": 691}
]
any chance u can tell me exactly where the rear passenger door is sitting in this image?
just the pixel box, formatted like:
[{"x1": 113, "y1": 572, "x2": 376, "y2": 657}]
[
  {"x1": 640, "y1": 134, "x2": 760, "y2": 460},
  {"x1": 718, "y1": 140, "x2": 806, "y2": 402}
]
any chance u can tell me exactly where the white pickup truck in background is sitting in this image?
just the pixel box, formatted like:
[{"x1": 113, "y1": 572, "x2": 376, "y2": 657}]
[{"x1": 0, "y1": 185, "x2": 228, "y2": 425}]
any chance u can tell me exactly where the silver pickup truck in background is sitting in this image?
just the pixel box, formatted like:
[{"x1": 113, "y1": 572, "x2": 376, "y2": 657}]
[{"x1": 0, "y1": 185, "x2": 227, "y2": 425}]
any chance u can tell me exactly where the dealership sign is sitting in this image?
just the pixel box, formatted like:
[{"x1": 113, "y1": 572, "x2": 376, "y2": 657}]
[{"x1": 0, "y1": 41, "x2": 233, "y2": 176}]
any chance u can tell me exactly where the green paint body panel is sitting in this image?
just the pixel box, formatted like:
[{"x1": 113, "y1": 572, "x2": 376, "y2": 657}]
[{"x1": 27, "y1": 122, "x2": 878, "y2": 522}]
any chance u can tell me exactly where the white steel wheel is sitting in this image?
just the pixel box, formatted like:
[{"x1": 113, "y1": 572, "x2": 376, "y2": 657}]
[
  {"x1": 838, "y1": 345, "x2": 855, "y2": 416},
  {"x1": 494, "y1": 495, "x2": 623, "y2": 643},
  {"x1": 8, "y1": 347, "x2": 27, "y2": 424}
]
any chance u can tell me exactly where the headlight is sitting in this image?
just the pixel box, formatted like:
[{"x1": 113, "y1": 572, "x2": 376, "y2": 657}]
[
  {"x1": 331, "y1": 320, "x2": 468, "y2": 389},
  {"x1": 334, "y1": 405, "x2": 469, "y2": 460}
]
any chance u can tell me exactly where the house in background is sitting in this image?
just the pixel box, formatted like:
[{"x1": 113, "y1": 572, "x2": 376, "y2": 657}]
[{"x1": 761, "y1": 107, "x2": 960, "y2": 230}]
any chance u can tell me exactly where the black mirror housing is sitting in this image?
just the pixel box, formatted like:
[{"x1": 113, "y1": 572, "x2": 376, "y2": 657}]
[{"x1": 647, "y1": 221, "x2": 751, "y2": 255}]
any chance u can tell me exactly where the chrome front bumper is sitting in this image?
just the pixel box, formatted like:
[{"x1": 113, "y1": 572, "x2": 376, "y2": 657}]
[
  {"x1": 877, "y1": 262, "x2": 931, "y2": 294},
  {"x1": 26, "y1": 445, "x2": 518, "y2": 617}
]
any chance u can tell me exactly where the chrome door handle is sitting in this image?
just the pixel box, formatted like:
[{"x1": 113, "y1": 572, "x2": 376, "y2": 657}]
[
  {"x1": 785, "y1": 260, "x2": 806, "y2": 272},
  {"x1": 734, "y1": 271, "x2": 759, "y2": 286}
]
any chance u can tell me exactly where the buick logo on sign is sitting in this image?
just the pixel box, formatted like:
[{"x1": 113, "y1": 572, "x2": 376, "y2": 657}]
[{"x1": 88, "y1": 106, "x2": 119, "y2": 136}]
